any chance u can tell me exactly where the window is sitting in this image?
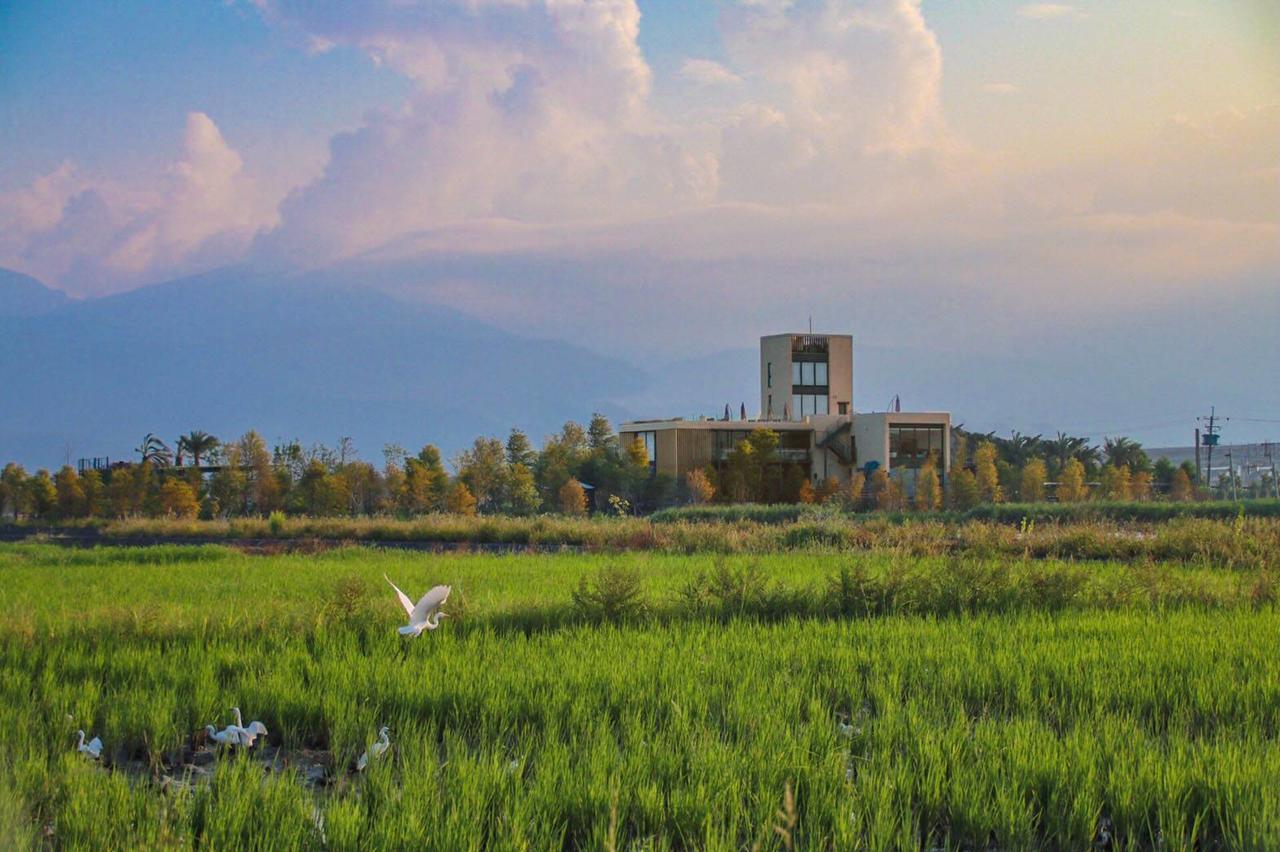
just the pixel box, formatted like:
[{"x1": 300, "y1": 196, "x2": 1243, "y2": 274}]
[
  {"x1": 838, "y1": 401, "x2": 849, "y2": 415},
  {"x1": 815, "y1": 394, "x2": 828, "y2": 415},
  {"x1": 888, "y1": 425, "x2": 945, "y2": 469},
  {"x1": 767, "y1": 362, "x2": 772, "y2": 388},
  {"x1": 791, "y1": 362, "x2": 801, "y2": 385},
  {"x1": 791, "y1": 394, "x2": 830, "y2": 417},
  {"x1": 631, "y1": 431, "x2": 657, "y2": 473},
  {"x1": 815, "y1": 362, "x2": 828, "y2": 385},
  {"x1": 801, "y1": 361, "x2": 815, "y2": 385}
]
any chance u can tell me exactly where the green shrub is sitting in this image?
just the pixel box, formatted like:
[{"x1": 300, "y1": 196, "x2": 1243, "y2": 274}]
[{"x1": 571, "y1": 564, "x2": 647, "y2": 623}]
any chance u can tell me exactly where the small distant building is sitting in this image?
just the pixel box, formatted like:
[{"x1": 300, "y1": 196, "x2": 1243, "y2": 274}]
[{"x1": 620, "y1": 332, "x2": 950, "y2": 495}]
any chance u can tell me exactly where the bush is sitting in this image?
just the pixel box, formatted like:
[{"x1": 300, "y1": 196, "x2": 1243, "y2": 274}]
[{"x1": 571, "y1": 564, "x2": 646, "y2": 622}]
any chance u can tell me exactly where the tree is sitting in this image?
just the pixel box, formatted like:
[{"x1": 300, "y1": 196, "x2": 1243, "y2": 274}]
[
  {"x1": 1103, "y1": 436, "x2": 1149, "y2": 472},
  {"x1": 505, "y1": 463, "x2": 541, "y2": 516},
  {"x1": 847, "y1": 472, "x2": 866, "y2": 509},
  {"x1": 915, "y1": 459, "x2": 941, "y2": 511},
  {"x1": 1046, "y1": 432, "x2": 1096, "y2": 476},
  {"x1": 797, "y1": 479, "x2": 816, "y2": 504},
  {"x1": 455, "y1": 437, "x2": 509, "y2": 513},
  {"x1": 1170, "y1": 468, "x2": 1193, "y2": 502},
  {"x1": 80, "y1": 468, "x2": 103, "y2": 517},
  {"x1": 685, "y1": 468, "x2": 715, "y2": 504},
  {"x1": 404, "y1": 445, "x2": 448, "y2": 513},
  {"x1": 871, "y1": 469, "x2": 903, "y2": 511},
  {"x1": 446, "y1": 481, "x2": 478, "y2": 516},
  {"x1": 587, "y1": 413, "x2": 615, "y2": 455},
  {"x1": 54, "y1": 466, "x2": 86, "y2": 518},
  {"x1": 725, "y1": 429, "x2": 779, "y2": 502},
  {"x1": 948, "y1": 467, "x2": 980, "y2": 510},
  {"x1": 135, "y1": 433, "x2": 173, "y2": 466},
  {"x1": 176, "y1": 431, "x2": 219, "y2": 468},
  {"x1": 1131, "y1": 470, "x2": 1153, "y2": 501},
  {"x1": 1057, "y1": 458, "x2": 1088, "y2": 502},
  {"x1": 781, "y1": 464, "x2": 806, "y2": 503},
  {"x1": 159, "y1": 479, "x2": 199, "y2": 518},
  {"x1": 950, "y1": 430, "x2": 968, "y2": 473},
  {"x1": 1019, "y1": 459, "x2": 1048, "y2": 504},
  {"x1": 974, "y1": 442, "x2": 1003, "y2": 503},
  {"x1": 25, "y1": 469, "x2": 57, "y2": 519},
  {"x1": 816, "y1": 476, "x2": 842, "y2": 504},
  {"x1": 505, "y1": 429, "x2": 537, "y2": 469},
  {"x1": 558, "y1": 478, "x2": 588, "y2": 516},
  {"x1": 1, "y1": 463, "x2": 29, "y2": 519},
  {"x1": 1100, "y1": 464, "x2": 1132, "y2": 501}
]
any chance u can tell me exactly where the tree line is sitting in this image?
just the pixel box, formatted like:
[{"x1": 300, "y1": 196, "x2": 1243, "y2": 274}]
[{"x1": 0, "y1": 421, "x2": 1263, "y2": 522}]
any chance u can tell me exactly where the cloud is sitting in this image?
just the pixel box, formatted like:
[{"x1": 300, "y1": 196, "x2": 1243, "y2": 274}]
[
  {"x1": 679, "y1": 58, "x2": 742, "y2": 86},
  {"x1": 0, "y1": 113, "x2": 276, "y2": 295},
  {"x1": 982, "y1": 82, "x2": 1022, "y2": 95},
  {"x1": 1017, "y1": 4, "x2": 1081, "y2": 19}
]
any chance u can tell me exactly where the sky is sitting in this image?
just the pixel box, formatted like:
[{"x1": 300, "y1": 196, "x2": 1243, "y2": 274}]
[{"x1": 1, "y1": 0, "x2": 1277, "y2": 442}]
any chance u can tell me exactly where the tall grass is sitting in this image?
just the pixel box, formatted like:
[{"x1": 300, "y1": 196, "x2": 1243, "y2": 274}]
[{"x1": 1, "y1": 544, "x2": 1277, "y2": 848}]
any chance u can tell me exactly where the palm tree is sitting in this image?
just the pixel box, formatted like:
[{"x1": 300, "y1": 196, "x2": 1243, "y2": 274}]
[
  {"x1": 135, "y1": 433, "x2": 173, "y2": 466},
  {"x1": 177, "y1": 431, "x2": 219, "y2": 468},
  {"x1": 1047, "y1": 432, "x2": 1096, "y2": 474},
  {"x1": 1103, "y1": 436, "x2": 1146, "y2": 470}
]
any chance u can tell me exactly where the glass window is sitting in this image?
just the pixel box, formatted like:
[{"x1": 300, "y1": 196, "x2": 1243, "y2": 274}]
[
  {"x1": 815, "y1": 361, "x2": 828, "y2": 385},
  {"x1": 767, "y1": 362, "x2": 772, "y2": 388},
  {"x1": 802, "y1": 362, "x2": 815, "y2": 385},
  {"x1": 791, "y1": 362, "x2": 801, "y2": 385},
  {"x1": 790, "y1": 395, "x2": 799, "y2": 419},
  {"x1": 816, "y1": 395, "x2": 828, "y2": 414},
  {"x1": 888, "y1": 425, "x2": 944, "y2": 469},
  {"x1": 632, "y1": 431, "x2": 657, "y2": 472}
]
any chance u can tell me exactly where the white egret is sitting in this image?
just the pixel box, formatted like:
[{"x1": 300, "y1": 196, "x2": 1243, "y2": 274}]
[
  {"x1": 384, "y1": 575, "x2": 451, "y2": 636},
  {"x1": 204, "y1": 725, "x2": 241, "y2": 747},
  {"x1": 356, "y1": 726, "x2": 391, "y2": 772},
  {"x1": 75, "y1": 730, "x2": 103, "y2": 759},
  {"x1": 230, "y1": 707, "x2": 268, "y2": 745}
]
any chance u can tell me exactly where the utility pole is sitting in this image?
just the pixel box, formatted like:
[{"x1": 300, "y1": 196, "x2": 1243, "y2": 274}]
[
  {"x1": 1265, "y1": 442, "x2": 1279, "y2": 499},
  {"x1": 1197, "y1": 407, "x2": 1226, "y2": 493},
  {"x1": 1224, "y1": 449, "x2": 1238, "y2": 501}
]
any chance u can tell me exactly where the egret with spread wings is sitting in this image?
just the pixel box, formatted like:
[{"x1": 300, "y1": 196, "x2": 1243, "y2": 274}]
[{"x1": 384, "y1": 574, "x2": 451, "y2": 636}]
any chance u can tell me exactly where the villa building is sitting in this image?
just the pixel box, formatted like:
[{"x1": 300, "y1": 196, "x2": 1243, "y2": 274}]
[{"x1": 620, "y1": 333, "x2": 950, "y2": 495}]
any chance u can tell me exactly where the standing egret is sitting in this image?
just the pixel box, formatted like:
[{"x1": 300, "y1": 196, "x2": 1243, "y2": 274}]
[
  {"x1": 230, "y1": 707, "x2": 268, "y2": 745},
  {"x1": 384, "y1": 575, "x2": 451, "y2": 636},
  {"x1": 75, "y1": 730, "x2": 103, "y2": 759},
  {"x1": 204, "y1": 725, "x2": 241, "y2": 747},
  {"x1": 356, "y1": 726, "x2": 391, "y2": 772}
]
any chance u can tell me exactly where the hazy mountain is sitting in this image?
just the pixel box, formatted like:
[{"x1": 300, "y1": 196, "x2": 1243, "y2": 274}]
[
  {"x1": 0, "y1": 268, "x2": 70, "y2": 317},
  {"x1": 0, "y1": 267, "x2": 645, "y2": 469}
]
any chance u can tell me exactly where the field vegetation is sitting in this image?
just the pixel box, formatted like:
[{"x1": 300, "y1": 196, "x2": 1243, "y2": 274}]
[{"x1": 1, "y1": 531, "x2": 1277, "y2": 849}]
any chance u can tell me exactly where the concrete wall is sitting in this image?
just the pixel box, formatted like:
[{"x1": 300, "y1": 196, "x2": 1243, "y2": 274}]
[{"x1": 759, "y1": 333, "x2": 853, "y2": 421}]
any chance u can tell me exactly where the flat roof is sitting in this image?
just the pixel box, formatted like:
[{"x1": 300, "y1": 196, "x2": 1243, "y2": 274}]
[{"x1": 620, "y1": 418, "x2": 814, "y2": 431}]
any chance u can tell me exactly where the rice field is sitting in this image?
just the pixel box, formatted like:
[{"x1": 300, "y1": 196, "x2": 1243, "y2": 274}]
[{"x1": 1, "y1": 542, "x2": 1277, "y2": 849}]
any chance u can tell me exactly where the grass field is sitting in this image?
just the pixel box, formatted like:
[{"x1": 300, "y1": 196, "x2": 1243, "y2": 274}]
[{"x1": 1, "y1": 541, "x2": 1277, "y2": 849}]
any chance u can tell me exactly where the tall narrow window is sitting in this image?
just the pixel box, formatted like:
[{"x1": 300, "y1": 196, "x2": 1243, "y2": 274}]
[
  {"x1": 767, "y1": 362, "x2": 772, "y2": 388},
  {"x1": 791, "y1": 362, "x2": 801, "y2": 385},
  {"x1": 815, "y1": 362, "x2": 828, "y2": 385}
]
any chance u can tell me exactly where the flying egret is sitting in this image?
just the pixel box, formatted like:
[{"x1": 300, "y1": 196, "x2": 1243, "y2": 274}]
[
  {"x1": 75, "y1": 730, "x2": 103, "y2": 759},
  {"x1": 356, "y1": 726, "x2": 391, "y2": 772},
  {"x1": 384, "y1": 575, "x2": 451, "y2": 636}
]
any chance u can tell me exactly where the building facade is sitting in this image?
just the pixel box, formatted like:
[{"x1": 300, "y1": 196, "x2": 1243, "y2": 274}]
[{"x1": 622, "y1": 333, "x2": 949, "y2": 495}]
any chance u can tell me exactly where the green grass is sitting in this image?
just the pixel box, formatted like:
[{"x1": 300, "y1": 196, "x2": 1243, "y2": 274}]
[{"x1": 0, "y1": 544, "x2": 1277, "y2": 849}]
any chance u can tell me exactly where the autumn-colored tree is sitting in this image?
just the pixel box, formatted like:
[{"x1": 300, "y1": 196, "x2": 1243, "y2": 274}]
[
  {"x1": 847, "y1": 472, "x2": 866, "y2": 509},
  {"x1": 685, "y1": 468, "x2": 715, "y2": 504},
  {"x1": 871, "y1": 469, "x2": 903, "y2": 511},
  {"x1": 1057, "y1": 458, "x2": 1088, "y2": 502},
  {"x1": 404, "y1": 445, "x2": 448, "y2": 514},
  {"x1": 1131, "y1": 470, "x2": 1153, "y2": 501},
  {"x1": 558, "y1": 478, "x2": 588, "y2": 516},
  {"x1": 974, "y1": 442, "x2": 1003, "y2": 503},
  {"x1": 1019, "y1": 459, "x2": 1047, "y2": 503},
  {"x1": 446, "y1": 480, "x2": 478, "y2": 516},
  {"x1": 0, "y1": 463, "x2": 29, "y2": 519},
  {"x1": 1170, "y1": 468, "x2": 1193, "y2": 502},
  {"x1": 950, "y1": 432, "x2": 968, "y2": 473},
  {"x1": 948, "y1": 467, "x2": 980, "y2": 510},
  {"x1": 80, "y1": 468, "x2": 103, "y2": 517},
  {"x1": 797, "y1": 479, "x2": 816, "y2": 504},
  {"x1": 159, "y1": 479, "x2": 199, "y2": 518},
  {"x1": 26, "y1": 469, "x2": 57, "y2": 519},
  {"x1": 1100, "y1": 464, "x2": 1132, "y2": 501},
  {"x1": 915, "y1": 460, "x2": 941, "y2": 511},
  {"x1": 816, "y1": 476, "x2": 842, "y2": 504},
  {"x1": 456, "y1": 437, "x2": 509, "y2": 514},
  {"x1": 54, "y1": 466, "x2": 87, "y2": 518}
]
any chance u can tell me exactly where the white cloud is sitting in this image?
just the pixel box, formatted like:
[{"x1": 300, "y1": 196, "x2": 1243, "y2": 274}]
[
  {"x1": 0, "y1": 113, "x2": 277, "y2": 295},
  {"x1": 982, "y1": 82, "x2": 1022, "y2": 95},
  {"x1": 680, "y1": 58, "x2": 742, "y2": 86},
  {"x1": 1017, "y1": 4, "x2": 1081, "y2": 19}
]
